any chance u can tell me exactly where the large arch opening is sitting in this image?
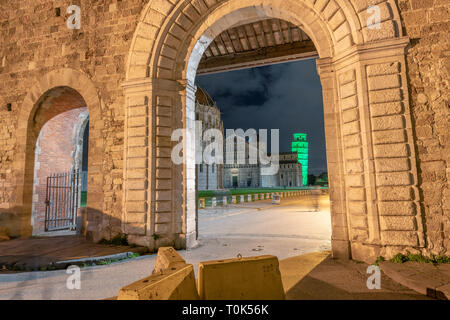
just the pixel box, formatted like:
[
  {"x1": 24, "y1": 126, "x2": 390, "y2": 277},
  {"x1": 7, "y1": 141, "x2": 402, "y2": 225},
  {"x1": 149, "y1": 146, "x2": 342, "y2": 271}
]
[
  {"x1": 123, "y1": 0, "x2": 422, "y2": 263},
  {"x1": 194, "y1": 54, "x2": 333, "y2": 258},
  {"x1": 180, "y1": 5, "x2": 345, "y2": 259}
]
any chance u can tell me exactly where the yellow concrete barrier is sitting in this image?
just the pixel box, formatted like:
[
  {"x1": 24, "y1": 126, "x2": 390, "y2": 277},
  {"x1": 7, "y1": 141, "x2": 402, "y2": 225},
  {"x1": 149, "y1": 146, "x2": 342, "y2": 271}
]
[
  {"x1": 118, "y1": 264, "x2": 199, "y2": 300},
  {"x1": 152, "y1": 246, "x2": 186, "y2": 274},
  {"x1": 198, "y1": 255, "x2": 285, "y2": 300},
  {"x1": 117, "y1": 246, "x2": 199, "y2": 300}
]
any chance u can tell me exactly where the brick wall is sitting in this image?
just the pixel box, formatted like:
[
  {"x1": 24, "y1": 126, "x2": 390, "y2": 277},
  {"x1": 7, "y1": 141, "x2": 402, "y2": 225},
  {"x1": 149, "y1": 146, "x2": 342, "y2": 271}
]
[{"x1": 31, "y1": 107, "x2": 87, "y2": 234}]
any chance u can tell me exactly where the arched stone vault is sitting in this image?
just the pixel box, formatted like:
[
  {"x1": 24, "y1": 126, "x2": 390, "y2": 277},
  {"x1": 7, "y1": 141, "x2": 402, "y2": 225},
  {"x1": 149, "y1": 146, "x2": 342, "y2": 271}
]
[
  {"x1": 14, "y1": 69, "x2": 104, "y2": 239},
  {"x1": 123, "y1": 0, "x2": 423, "y2": 262}
]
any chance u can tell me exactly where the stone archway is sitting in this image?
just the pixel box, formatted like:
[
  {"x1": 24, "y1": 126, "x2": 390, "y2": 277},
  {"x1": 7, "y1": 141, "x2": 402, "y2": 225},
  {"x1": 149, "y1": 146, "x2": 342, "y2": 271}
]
[
  {"x1": 12, "y1": 69, "x2": 104, "y2": 239},
  {"x1": 123, "y1": 0, "x2": 423, "y2": 262}
]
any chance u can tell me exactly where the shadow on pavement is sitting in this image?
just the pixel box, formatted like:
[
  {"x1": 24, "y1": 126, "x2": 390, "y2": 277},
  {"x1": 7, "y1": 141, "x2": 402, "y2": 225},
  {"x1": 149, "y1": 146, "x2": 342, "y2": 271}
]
[{"x1": 285, "y1": 256, "x2": 432, "y2": 300}]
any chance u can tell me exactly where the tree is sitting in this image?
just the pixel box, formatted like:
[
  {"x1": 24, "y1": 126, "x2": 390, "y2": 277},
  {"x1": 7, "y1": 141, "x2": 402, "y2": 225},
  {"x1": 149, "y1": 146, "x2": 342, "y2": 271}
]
[{"x1": 307, "y1": 174, "x2": 316, "y2": 186}]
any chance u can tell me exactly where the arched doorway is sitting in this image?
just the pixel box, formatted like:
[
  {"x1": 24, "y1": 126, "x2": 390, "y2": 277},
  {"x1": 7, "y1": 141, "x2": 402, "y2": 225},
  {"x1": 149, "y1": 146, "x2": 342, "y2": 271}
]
[
  {"x1": 30, "y1": 89, "x2": 89, "y2": 235},
  {"x1": 123, "y1": 0, "x2": 423, "y2": 262},
  {"x1": 11, "y1": 69, "x2": 104, "y2": 241}
]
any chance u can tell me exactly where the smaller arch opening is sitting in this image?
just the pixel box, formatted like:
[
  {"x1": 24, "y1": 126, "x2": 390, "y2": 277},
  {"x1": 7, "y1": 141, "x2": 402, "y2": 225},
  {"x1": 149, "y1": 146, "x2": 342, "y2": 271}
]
[{"x1": 27, "y1": 87, "x2": 90, "y2": 236}]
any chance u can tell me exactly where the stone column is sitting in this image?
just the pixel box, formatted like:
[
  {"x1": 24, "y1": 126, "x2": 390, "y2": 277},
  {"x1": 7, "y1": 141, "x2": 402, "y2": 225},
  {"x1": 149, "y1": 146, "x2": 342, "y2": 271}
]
[
  {"x1": 122, "y1": 79, "x2": 152, "y2": 248},
  {"x1": 317, "y1": 37, "x2": 424, "y2": 261}
]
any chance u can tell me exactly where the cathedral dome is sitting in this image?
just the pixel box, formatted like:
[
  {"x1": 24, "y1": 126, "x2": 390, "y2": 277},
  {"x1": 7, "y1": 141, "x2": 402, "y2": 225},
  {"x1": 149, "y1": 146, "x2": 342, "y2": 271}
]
[{"x1": 196, "y1": 86, "x2": 215, "y2": 106}]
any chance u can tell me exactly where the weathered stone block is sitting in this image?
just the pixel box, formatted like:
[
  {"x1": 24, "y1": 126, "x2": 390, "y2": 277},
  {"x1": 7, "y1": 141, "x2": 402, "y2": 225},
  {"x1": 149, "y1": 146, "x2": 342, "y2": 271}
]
[
  {"x1": 380, "y1": 216, "x2": 417, "y2": 231},
  {"x1": 371, "y1": 115, "x2": 405, "y2": 131},
  {"x1": 370, "y1": 102, "x2": 403, "y2": 117},
  {"x1": 381, "y1": 231, "x2": 418, "y2": 246},
  {"x1": 376, "y1": 172, "x2": 412, "y2": 186},
  {"x1": 375, "y1": 158, "x2": 410, "y2": 172},
  {"x1": 368, "y1": 74, "x2": 401, "y2": 91},
  {"x1": 377, "y1": 186, "x2": 413, "y2": 201},
  {"x1": 373, "y1": 129, "x2": 407, "y2": 144},
  {"x1": 378, "y1": 201, "x2": 417, "y2": 216},
  {"x1": 347, "y1": 187, "x2": 366, "y2": 201},
  {"x1": 374, "y1": 143, "x2": 408, "y2": 158}
]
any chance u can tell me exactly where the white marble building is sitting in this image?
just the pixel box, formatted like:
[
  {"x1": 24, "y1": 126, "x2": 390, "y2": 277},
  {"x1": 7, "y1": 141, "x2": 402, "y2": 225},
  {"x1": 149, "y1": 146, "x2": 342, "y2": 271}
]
[
  {"x1": 195, "y1": 87, "x2": 302, "y2": 190},
  {"x1": 261, "y1": 152, "x2": 303, "y2": 188},
  {"x1": 196, "y1": 87, "x2": 224, "y2": 190},
  {"x1": 223, "y1": 140, "x2": 303, "y2": 189}
]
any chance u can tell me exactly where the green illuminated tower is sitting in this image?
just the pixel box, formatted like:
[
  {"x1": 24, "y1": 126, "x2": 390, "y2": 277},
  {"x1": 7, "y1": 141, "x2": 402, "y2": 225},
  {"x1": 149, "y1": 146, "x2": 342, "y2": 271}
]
[{"x1": 291, "y1": 133, "x2": 309, "y2": 186}]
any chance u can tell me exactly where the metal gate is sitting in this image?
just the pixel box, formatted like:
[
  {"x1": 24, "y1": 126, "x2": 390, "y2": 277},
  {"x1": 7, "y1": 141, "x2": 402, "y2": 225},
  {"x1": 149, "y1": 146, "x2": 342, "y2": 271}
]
[{"x1": 45, "y1": 169, "x2": 80, "y2": 232}]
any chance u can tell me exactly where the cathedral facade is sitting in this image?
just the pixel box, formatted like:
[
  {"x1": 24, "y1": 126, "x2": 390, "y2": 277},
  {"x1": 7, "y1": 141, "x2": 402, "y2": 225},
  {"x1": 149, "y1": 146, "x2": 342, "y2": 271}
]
[
  {"x1": 223, "y1": 151, "x2": 303, "y2": 189},
  {"x1": 196, "y1": 87, "x2": 303, "y2": 191}
]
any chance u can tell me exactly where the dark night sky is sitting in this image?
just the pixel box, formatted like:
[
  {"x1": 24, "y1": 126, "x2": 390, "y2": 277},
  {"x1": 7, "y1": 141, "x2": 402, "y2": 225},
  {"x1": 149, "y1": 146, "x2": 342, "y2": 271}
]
[{"x1": 196, "y1": 58, "x2": 328, "y2": 175}]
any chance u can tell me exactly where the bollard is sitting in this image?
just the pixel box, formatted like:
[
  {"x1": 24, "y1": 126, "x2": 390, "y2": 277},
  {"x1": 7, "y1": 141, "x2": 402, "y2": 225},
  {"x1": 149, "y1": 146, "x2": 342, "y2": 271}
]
[
  {"x1": 240, "y1": 195, "x2": 245, "y2": 203},
  {"x1": 248, "y1": 194, "x2": 252, "y2": 202},
  {"x1": 232, "y1": 195, "x2": 236, "y2": 204},
  {"x1": 223, "y1": 196, "x2": 227, "y2": 206},
  {"x1": 212, "y1": 197, "x2": 217, "y2": 207}
]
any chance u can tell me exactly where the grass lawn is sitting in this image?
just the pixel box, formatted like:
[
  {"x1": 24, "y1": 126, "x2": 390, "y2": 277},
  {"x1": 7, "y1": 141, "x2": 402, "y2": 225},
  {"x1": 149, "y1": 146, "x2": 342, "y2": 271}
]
[
  {"x1": 198, "y1": 187, "x2": 317, "y2": 198},
  {"x1": 81, "y1": 188, "x2": 324, "y2": 207}
]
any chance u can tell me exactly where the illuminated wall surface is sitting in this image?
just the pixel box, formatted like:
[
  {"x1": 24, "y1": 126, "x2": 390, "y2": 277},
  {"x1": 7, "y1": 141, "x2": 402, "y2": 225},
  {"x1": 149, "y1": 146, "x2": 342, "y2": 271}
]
[{"x1": 292, "y1": 133, "x2": 308, "y2": 185}]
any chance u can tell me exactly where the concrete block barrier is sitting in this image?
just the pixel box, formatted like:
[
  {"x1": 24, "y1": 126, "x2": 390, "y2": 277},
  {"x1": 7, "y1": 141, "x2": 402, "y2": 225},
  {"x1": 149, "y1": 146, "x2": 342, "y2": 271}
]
[
  {"x1": 152, "y1": 247, "x2": 186, "y2": 275},
  {"x1": 117, "y1": 264, "x2": 199, "y2": 300},
  {"x1": 118, "y1": 247, "x2": 199, "y2": 300},
  {"x1": 198, "y1": 255, "x2": 286, "y2": 300}
]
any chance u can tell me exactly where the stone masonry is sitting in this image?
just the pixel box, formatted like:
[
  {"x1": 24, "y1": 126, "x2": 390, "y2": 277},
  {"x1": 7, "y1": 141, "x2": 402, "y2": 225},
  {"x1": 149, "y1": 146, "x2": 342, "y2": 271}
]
[{"x1": 0, "y1": 0, "x2": 448, "y2": 262}]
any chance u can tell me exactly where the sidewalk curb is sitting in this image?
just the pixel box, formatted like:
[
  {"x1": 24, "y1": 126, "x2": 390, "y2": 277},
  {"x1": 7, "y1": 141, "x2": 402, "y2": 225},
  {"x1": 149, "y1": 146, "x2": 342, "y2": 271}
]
[
  {"x1": 1, "y1": 247, "x2": 148, "y2": 272},
  {"x1": 379, "y1": 261, "x2": 449, "y2": 300},
  {"x1": 55, "y1": 251, "x2": 142, "y2": 267}
]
